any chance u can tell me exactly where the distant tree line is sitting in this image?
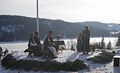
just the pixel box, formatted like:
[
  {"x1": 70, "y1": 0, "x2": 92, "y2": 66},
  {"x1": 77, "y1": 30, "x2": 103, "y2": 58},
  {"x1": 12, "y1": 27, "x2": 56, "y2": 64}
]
[{"x1": 0, "y1": 15, "x2": 118, "y2": 42}]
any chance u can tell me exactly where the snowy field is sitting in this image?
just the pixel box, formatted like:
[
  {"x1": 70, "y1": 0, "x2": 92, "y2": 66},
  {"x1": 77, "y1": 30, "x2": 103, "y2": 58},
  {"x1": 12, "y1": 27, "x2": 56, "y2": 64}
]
[
  {"x1": 0, "y1": 37, "x2": 120, "y2": 73},
  {"x1": 0, "y1": 50, "x2": 120, "y2": 73}
]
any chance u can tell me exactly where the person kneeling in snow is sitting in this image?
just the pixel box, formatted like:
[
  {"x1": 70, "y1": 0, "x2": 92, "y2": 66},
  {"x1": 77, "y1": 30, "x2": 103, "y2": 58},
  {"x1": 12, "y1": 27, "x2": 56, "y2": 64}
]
[{"x1": 43, "y1": 31, "x2": 58, "y2": 59}]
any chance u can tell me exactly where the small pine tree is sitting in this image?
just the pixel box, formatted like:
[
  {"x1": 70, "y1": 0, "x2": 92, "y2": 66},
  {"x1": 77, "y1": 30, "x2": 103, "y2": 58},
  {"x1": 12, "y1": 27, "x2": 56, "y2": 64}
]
[
  {"x1": 71, "y1": 45, "x2": 75, "y2": 51},
  {"x1": 116, "y1": 36, "x2": 120, "y2": 46},
  {"x1": 101, "y1": 37, "x2": 105, "y2": 49},
  {"x1": 56, "y1": 34, "x2": 61, "y2": 41},
  {"x1": 107, "y1": 41, "x2": 111, "y2": 49}
]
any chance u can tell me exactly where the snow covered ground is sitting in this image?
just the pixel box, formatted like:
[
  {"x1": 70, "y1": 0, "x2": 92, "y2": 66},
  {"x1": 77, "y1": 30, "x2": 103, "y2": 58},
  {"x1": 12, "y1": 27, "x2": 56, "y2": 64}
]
[
  {"x1": 0, "y1": 37, "x2": 119, "y2": 73},
  {"x1": 0, "y1": 49, "x2": 120, "y2": 73}
]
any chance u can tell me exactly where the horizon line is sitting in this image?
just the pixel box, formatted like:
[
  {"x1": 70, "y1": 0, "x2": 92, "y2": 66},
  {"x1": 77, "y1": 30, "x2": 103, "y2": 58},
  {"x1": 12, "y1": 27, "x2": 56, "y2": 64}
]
[{"x1": 0, "y1": 14, "x2": 120, "y2": 24}]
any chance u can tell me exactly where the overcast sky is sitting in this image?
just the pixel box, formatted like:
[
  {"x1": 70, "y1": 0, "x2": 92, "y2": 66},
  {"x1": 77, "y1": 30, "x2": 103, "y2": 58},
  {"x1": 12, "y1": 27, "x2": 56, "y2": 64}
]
[{"x1": 1, "y1": 0, "x2": 120, "y2": 23}]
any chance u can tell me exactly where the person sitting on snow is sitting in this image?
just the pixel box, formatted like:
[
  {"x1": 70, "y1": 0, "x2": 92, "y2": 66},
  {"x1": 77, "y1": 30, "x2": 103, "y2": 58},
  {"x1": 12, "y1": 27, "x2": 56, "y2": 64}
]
[
  {"x1": 28, "y1": 33, "x2": 37, "y2": 46},
  {"x1": 34, "y1": 32, "x2": 42, "y2": 46},
  {"x1": 43, "y1": 31, "x2": 57, "y2": 59},
  {"x1": 27, "y1": 32, "x2": 37, "y2": 57}
]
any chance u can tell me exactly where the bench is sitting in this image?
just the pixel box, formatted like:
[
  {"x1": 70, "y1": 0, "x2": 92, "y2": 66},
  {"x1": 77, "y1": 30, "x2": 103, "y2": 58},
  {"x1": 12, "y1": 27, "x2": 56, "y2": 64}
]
[
  {"x1": 53, "y1": 41, "x2": 65, "y2": 46},
  {"x1": 53, "y1": 41, "x2": 66, "y2": 51},
  {"x1": 114, "y1": 56, "x2": 120, "y2": 67}
]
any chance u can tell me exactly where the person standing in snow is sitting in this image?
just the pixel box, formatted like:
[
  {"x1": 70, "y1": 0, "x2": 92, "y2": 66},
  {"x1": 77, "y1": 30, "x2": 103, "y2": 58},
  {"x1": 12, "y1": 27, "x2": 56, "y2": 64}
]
[
  {"x1": 83, "y1": 26, "x2": 90, "y2": 54},
  {"x1": 77, "y1": 32, "x2": 84, "y2": 52}
]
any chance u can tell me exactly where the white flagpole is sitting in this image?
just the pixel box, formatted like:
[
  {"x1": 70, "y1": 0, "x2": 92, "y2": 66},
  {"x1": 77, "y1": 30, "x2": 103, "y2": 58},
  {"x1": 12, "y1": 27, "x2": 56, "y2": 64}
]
[{"x1": 36, "y1": 0, "x2": 39, "y2": 33}]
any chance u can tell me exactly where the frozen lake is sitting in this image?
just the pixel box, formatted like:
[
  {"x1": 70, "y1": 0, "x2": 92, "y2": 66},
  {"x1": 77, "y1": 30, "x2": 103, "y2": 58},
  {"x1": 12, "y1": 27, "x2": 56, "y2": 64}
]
[{"x1": 0, "y1": 37, "x2": 118, "y2": 52}]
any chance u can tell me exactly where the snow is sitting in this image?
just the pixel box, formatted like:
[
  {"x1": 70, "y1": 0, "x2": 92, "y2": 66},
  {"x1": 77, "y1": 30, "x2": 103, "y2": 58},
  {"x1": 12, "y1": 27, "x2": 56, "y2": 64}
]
[
  {"x1": 0, "y1": 42, "x2": 27, "y2": 52},
  {"x1": 0, "y1": 49, "x2": 119, "y2": 73},
  {"x1": 0, "y1": 38, "x2": 120, "y2": 73},
  {"x1": 11, "y1": 51, "x2": 47, "y2": 62}
]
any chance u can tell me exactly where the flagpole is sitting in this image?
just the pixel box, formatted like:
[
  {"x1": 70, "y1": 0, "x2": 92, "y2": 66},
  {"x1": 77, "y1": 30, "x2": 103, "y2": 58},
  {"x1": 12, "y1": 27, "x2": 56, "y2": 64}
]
[{"x1": 36, "y1": 0, "x2": 39, "y2": 33}]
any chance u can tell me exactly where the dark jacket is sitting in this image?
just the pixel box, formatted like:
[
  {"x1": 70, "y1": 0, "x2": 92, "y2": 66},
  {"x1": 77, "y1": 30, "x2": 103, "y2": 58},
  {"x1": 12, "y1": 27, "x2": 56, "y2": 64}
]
[
  {"x1": 44, "y1": 35, "x2": 53, "y2": 46},
  {"x1": 77, "y1": 34, "x2": 84, "y2": 52},
  {"x1": 83, "y1": 29, "x2": 90, "y2": 51},
  {"x1": 28, "y1": 37, "x2": 36, "y2": 47},
  {"x1": 34, "y1": 36, "x2": 41, "y2": 45}
]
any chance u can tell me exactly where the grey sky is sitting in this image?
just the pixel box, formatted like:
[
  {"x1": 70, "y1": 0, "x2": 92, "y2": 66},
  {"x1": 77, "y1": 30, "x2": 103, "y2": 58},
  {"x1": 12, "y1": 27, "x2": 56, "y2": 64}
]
[{"x1": 0, "y1": 0, "x2": 120, "y2": 23}]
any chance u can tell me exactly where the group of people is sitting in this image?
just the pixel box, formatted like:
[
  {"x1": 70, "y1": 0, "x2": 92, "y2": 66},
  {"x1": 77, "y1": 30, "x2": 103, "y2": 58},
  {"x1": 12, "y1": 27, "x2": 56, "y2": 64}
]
[
  {"x1": 27, "y1": 32, "x2": 42, "y2": 57},
  {"x1": 28, "y1": 32, "x2": 41, "y2": 49},
  {"x1": 28, "y1": 26, "x2": 90, "y2": 58},
  {"x1": 27, "y1": 31, "x2": 57, "y2": 59},
  {"x1": 77, "y1": 26, "x2": 90, "y2": 54}
]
